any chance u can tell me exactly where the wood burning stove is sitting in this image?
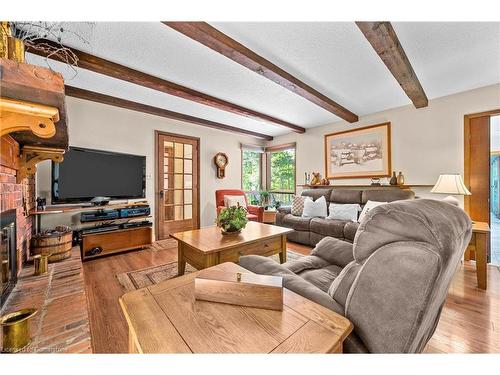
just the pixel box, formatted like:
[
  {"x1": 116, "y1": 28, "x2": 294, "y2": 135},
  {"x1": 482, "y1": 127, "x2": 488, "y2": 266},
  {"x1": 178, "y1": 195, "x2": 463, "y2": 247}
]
[{"x1": 1, "y1": 209, "x2": 17, "y2": 308}]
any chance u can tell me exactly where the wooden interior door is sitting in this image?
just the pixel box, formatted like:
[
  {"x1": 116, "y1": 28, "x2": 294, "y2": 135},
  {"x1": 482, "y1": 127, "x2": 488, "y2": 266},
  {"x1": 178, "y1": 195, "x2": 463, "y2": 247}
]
[
  {"x1": 156, "y1": 132, "x2": 199, "y2": 240},
  {"x1": 465, "y1": 115, "x2": 490, "y2": 223}
]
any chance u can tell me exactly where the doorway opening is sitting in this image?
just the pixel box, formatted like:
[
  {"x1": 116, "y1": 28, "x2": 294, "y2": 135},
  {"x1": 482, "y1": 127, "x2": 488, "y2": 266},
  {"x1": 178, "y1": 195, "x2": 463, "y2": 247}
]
[{"x1": 465, "y1": 110, "x2": 500, "y2": 266}]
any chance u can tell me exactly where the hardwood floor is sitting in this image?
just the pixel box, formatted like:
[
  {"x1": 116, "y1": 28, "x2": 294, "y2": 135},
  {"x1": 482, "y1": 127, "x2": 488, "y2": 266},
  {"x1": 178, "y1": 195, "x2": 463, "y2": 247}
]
[{"x1": 83, "y1": 240, "x2": 500, "y2": 353}]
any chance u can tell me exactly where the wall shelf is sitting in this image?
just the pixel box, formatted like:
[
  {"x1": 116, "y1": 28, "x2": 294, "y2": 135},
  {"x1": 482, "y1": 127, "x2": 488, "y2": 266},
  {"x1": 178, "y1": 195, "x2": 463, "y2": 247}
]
[{"x1": 297, "y1": 184, "x2": 434, "y2": 190}]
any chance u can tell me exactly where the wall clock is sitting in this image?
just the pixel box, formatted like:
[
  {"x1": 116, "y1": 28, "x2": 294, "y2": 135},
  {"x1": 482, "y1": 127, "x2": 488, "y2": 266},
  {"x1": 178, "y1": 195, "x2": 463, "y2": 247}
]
[{"x1": 214, "y1": 152, "x2": 229, "y2": 179}]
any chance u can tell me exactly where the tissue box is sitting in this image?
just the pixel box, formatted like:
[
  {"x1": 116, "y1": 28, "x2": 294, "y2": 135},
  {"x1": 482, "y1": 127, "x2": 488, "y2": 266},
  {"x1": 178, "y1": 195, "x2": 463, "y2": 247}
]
[{"x1": 194, "y1": 269, "x2": 283, "y2": 311}]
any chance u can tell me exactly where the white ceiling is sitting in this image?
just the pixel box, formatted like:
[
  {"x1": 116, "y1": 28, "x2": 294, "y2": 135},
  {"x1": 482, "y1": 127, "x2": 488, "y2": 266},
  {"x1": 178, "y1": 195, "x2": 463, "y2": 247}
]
[{"x1": 26, "y1": 22, "x2": 500, "y2": 138}]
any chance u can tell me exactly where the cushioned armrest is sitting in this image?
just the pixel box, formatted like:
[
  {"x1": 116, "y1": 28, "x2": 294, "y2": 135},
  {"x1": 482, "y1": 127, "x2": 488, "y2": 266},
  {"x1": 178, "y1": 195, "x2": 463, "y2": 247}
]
[
  {"x1": 247, "y1": 205, "x2": 264, "y2": 221},
  {"x1": 311, "y1": 237, "x2": 354, "y2": 268},
  {"x1": 277, "y1": 206, "x2": 292, "y2": 215},
  {"x1": 239, "y1": 255, "x2": 344, "y2": 315}
]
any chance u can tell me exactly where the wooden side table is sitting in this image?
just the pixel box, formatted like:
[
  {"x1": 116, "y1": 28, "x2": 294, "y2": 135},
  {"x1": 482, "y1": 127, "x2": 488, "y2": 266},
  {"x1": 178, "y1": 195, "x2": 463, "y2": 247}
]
[
  {"x1": 464, "y1": 222, "x2": 490, "y2": 290},
  {"x1": 262, "y1": 210, "x2": 277, "y2": 224}
]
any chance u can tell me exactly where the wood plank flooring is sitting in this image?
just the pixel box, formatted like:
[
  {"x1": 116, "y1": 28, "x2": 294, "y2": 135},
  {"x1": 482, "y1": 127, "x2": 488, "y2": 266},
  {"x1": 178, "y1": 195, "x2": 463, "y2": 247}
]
[{"x1": 83, "y1": 240, "x2": 500, "y2": 353}]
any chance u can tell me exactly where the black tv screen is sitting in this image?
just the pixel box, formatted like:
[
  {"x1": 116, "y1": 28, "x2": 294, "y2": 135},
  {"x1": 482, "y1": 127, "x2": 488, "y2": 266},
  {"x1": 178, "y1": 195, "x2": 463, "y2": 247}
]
[{"x1": 52, "y1": 147, "x2": 146, "y2": 203}]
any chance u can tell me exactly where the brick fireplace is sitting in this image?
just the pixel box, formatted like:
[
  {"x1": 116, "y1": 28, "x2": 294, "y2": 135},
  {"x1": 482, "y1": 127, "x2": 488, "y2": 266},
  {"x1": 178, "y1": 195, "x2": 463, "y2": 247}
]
[{"x1": 0, "y1": 135, "x2": 36, "y2": 305}]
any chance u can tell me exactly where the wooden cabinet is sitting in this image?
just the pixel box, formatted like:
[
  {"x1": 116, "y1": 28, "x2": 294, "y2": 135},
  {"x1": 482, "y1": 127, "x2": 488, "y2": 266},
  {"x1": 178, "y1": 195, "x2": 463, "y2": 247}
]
[{"x1": 81, "y1": 226, "x2": 152, "y2": 260}]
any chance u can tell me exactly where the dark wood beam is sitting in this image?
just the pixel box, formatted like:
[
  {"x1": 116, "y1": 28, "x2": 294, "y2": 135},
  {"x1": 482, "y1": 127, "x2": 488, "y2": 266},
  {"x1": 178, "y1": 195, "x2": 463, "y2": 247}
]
[
  {"x1": 64, "y1": 85, "x2": 273, "y2": 141},
  {"x1": 356, "y1": 22, "x2": 428, "y2": 108},
  {"x1": 164, "y1": 22, "x2": 359, "y2": 123},
  {"x1": 25, "y1": 39, "x2": 304, "y2": 133}
]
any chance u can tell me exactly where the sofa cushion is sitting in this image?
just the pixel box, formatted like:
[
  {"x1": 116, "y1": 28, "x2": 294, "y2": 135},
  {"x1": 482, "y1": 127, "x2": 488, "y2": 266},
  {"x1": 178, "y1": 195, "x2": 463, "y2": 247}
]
[
  {"x1": 358, "y1": 200, "x2": 387, "y2": 223},
  {"x1": 224, "y1": 195, "x2": 247, "y2": 208},
  {"x1": 291, "y1": 195, "x2": 310, "y2": 216},
  {"x1": 298, "y1": 264, "x2": 344, "y2": 293},
  {"x1": 283, "y1": 255, "x2": 331, "y2": 275},
  {"x1": 310, "y1": 218, "x2": 347, "y2": 238},
  {"x1": 302, "y1": 196, "x2": 328, "y2": 218},
  {"x1": 301, "y1": 188, "x2": 332, "y2": 202},
  {"x1": 282, "y1": 214, "x2": 312, "y2": 231},
  {"x1": 330, "y1": 189, "x2": 363, "y2": 204},
  {"x1": 311, "y1": 237, "x2": 354, "y2": 268},
  {"x1": 361, "y1": 188, "x2": 415, "y2": 204},
  {"x1": 343, "y1": 221, "x2": 359, "y2": 242},
  {"x1": 328, "y1": 203, "x2": 361, "y2": 221}
]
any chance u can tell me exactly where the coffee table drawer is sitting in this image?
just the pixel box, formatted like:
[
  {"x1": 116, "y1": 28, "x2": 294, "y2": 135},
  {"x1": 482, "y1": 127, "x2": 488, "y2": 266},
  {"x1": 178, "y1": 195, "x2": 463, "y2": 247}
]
[{"x1": 219, "y1": 236, "x2": 282, "y2": 263}]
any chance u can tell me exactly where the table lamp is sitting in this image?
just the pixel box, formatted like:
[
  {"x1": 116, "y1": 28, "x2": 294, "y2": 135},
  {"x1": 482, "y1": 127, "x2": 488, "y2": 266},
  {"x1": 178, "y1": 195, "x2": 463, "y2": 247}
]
[{"x1": 430, "y1": 174, "x2": 471, "y2": 206}]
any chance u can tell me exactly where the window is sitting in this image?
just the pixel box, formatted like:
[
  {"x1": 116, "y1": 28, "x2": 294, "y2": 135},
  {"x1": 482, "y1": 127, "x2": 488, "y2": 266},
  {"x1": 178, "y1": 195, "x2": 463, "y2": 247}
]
[
  {"x1": 241, "y1": 145, "x2": 263, "y2": 192},
  {"x1": 266, "y1": 143, "x2": 296, "y2": 204}
]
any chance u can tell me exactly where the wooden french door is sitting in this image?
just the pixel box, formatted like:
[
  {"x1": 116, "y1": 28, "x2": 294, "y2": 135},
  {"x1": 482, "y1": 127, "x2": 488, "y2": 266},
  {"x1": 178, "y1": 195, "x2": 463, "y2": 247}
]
[
  {"x1": 465, "y1": 115, "x2": 491, "y2": 223},
  {"x1": 156, "y1": 131, "x2": 200, "y2": 240}
]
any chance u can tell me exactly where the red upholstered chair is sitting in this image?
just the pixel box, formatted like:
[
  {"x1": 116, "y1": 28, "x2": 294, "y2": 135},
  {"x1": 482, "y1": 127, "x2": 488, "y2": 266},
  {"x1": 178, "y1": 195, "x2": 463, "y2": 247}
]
[{"x1": 215, "y1": 189, "x2": 264, "y2": 222}]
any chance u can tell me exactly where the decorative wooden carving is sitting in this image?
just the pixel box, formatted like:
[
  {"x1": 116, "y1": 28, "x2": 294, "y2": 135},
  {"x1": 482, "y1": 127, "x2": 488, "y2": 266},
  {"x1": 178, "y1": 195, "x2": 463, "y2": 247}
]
[
  {"x1": 17, "y1": 146, "x2": 65, "y2": 183},
  {"x1": 1, "y1": 98, "x2": 59, "y2": 138},
  {"x1": 0, "y1": 58, "x2": 68, "y2": 149}
]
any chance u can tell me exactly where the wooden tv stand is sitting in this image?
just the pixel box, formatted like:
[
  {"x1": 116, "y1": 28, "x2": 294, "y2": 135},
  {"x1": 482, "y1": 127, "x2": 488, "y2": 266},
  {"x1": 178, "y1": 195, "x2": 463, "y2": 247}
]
[{"x1": 30, "y1": 201, "x2": 153, "y2": 261}]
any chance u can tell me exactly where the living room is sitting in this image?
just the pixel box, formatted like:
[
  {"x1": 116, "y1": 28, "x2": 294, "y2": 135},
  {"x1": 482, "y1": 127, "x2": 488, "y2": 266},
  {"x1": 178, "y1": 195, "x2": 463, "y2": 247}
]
[{"x1": 1, "y1": 1, "x2": 500, "y2": 373}]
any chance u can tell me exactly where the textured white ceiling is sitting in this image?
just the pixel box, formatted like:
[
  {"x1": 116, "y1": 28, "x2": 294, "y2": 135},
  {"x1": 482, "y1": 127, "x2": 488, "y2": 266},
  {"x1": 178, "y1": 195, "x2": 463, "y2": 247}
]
[{"x1": 25, "y1": 22, "x2": 500, "y2": 138}]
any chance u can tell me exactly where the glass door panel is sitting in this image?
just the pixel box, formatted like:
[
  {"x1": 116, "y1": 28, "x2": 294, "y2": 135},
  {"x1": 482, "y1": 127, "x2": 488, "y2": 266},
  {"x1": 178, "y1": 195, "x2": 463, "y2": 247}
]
[{"x1": 157, "y1": 133, "x2": 199, "y2": 239}]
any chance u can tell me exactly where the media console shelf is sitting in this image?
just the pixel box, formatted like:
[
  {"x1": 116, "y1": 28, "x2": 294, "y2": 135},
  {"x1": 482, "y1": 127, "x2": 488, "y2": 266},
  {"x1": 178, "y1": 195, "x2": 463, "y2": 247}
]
[{"x1": 29, "y1": 201, "x2": 153, "y2": 260}]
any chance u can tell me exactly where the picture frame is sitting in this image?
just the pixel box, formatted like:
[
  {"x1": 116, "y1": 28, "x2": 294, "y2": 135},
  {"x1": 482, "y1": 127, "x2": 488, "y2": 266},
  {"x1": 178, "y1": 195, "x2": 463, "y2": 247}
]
[{"x1": 324, "y1": 122, "x2": 391, "y2": 180}]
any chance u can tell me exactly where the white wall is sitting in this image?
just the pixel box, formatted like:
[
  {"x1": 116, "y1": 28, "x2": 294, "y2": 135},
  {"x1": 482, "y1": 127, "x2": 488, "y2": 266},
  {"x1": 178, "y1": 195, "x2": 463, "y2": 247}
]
[
  {"x1": 492, "y1": 115, "x2": 500, "y2": 152},
  {"x1": 37, "y1": 96, "x2": 264, "y2": 234},
  {"x1": 265, "y1": 84, "x2": 500, "y2": 203}
]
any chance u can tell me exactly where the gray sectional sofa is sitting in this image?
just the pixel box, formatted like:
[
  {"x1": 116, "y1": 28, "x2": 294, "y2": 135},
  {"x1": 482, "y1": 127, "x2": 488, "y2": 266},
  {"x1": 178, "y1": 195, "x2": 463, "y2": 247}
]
[
  {"x1": 241, "y1": 199, "x2": 473, "y2": 353},
  {"x1": 277, "y1": 188, "x2": 415, "y2": 246}
]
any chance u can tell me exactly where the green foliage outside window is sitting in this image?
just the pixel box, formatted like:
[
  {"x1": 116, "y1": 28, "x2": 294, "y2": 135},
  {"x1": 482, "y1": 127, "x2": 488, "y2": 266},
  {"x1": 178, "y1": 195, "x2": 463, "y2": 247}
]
[
  {"x1": 242, "y1": 150, "x2": 261, "y2": 191},
  {"x1": 269, "y1": 149, "x2": 295, "y2": 192}
]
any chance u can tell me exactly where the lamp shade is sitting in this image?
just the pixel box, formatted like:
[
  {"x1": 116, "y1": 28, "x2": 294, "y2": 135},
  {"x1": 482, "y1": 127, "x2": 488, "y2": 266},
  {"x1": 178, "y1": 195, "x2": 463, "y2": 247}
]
[{"x1": 430, "y1": 174, "x2": 471, "y2": 195}]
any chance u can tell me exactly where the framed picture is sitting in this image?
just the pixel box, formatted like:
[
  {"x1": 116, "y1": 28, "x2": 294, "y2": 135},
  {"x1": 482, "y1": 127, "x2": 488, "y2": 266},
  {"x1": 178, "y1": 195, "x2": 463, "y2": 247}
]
[{"x1": 324, "y1": 122, "x2": 391, "y2": 179}]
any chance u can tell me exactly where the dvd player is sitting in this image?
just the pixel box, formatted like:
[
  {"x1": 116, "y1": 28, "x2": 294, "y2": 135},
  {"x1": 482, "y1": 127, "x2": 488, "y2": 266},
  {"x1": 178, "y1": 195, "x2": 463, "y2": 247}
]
[
  {"x1": 81, "y1": 209, "x2": 119, "y2": 222},
  {"x1": 119, "y1": 206, "x2": 151, "y2": 218}
]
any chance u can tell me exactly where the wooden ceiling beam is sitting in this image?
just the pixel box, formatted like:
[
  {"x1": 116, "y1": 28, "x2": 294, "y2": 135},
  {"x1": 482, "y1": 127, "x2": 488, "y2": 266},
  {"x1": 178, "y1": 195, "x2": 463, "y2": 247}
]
[
  {"x1": 64, "y1": 85, "x2": 273, "y2": 141},
  {"x1": 164, "y1": 22, "x2": 359, "y2": 123},
  {"x1": 25, "y1": 39, "x2": 304, "y2": 133},
  {"x1": 356, "y1": 22, "x2": 428, "y2": 108}
]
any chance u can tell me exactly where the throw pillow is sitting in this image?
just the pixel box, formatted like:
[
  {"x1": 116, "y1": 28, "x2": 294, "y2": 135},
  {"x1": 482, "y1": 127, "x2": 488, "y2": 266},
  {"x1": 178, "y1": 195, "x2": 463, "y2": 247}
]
[
  {"x1": 291, "y1": 195, "x2": 310, "y2": 216},
  {"x1": 358, "y1": 200, "x2": 387, "y2": 223},
  {"x1": 327, "y1": 203, "x2": 361, "y2": 222},
  {"x1": 302, "y1": 196, "x2": 328, "y2": 218},
  {"x1": 224, "y1": 195, "x2": 247, "y2": 208}
]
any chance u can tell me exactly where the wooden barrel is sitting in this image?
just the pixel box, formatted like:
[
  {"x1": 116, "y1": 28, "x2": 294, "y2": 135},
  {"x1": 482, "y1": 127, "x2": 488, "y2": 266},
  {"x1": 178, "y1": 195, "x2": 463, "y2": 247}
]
[{"x1": 31, "y1": 229, "x2": 72, "y2": 263}]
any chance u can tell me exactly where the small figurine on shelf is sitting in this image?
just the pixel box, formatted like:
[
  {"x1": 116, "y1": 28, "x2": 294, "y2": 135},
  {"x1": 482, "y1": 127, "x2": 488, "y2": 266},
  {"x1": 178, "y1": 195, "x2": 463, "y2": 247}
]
[
  {"x1": 397, "y1": 171, "x2": 405, "y2": 186},
  {"x1": 320, "y1": 178, "x2": 330, "y2": 186},
  {"x1": 36, "y1": 197, "x2": 46, "y2": 211},
  {"x1": 370, "y1": 178, "x2": 381, "y2": 186},
  {"x1": 310, "y1": 172, "x2": 321, "y2": 185},
  {"x1": 389, "y1": 171, "x2": 398, "y2": 186}
]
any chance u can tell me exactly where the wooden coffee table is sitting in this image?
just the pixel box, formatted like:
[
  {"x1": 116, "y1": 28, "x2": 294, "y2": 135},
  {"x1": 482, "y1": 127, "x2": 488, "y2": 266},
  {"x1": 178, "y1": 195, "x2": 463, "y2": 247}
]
[
  {"x1": 170, "y1": 221, "x2": 293, "y2": 276},
  {"x1": 119, "y1": 262, "x2": 353, "y2": 353}
]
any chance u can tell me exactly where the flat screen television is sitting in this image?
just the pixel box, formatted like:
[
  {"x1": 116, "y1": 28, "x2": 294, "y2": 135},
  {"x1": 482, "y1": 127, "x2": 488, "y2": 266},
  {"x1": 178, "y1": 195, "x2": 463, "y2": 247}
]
[{"x1": 52, "y1": 147, "x2": 146, "y2": 204}]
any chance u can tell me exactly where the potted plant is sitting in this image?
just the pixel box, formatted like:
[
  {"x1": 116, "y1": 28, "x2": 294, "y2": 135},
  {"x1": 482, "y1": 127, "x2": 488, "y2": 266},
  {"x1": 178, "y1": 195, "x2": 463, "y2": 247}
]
[
  {"x1": 215, "y1": 205, "x2": 249, "y2": 235},
  {"x1": 259, "y1": 190, "x2": 270, "y2": 208}
]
